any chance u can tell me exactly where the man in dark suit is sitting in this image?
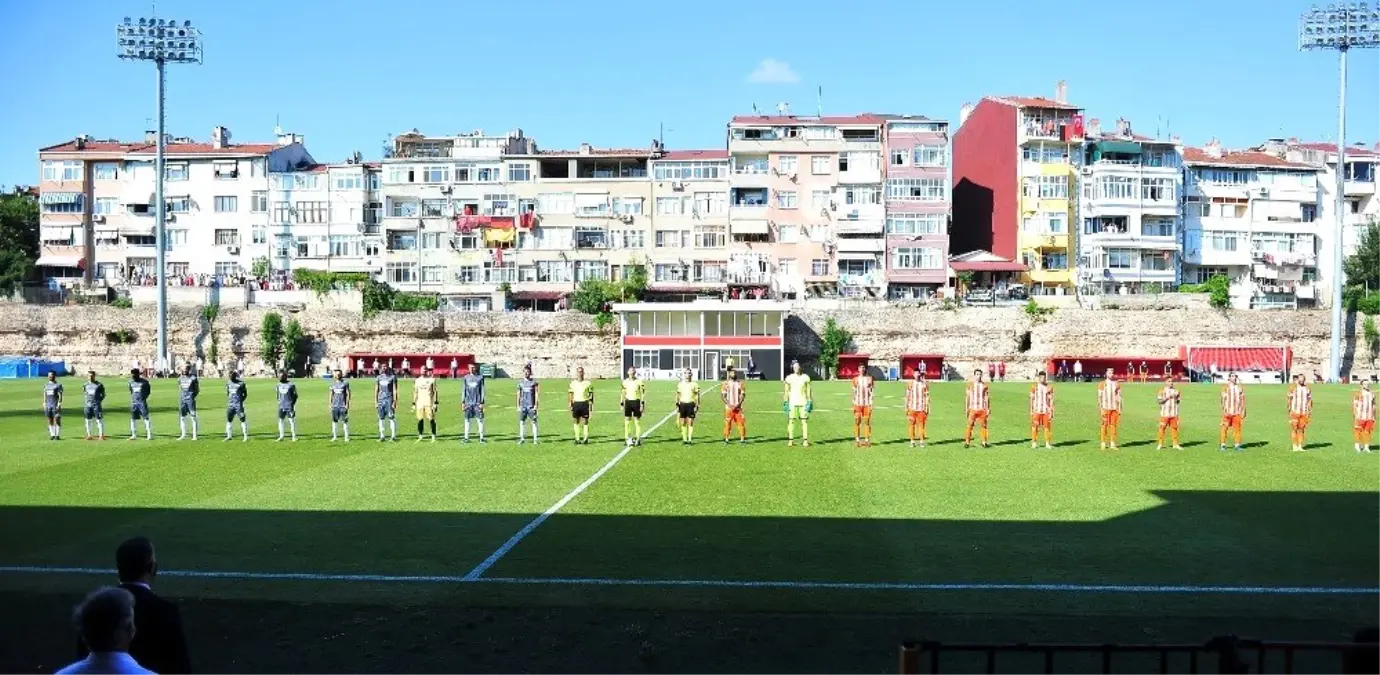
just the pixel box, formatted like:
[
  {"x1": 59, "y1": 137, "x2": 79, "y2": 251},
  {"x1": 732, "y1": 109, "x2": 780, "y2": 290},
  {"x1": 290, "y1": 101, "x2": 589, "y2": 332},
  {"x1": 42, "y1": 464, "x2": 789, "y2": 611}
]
[{"x1": 82, "y1": 537, "x2": 191, "y2": 673}]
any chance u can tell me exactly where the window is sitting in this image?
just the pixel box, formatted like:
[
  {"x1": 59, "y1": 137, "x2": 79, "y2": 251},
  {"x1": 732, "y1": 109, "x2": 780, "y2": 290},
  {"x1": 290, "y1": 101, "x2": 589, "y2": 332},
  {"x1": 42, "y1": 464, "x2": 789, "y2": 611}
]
[
  {"x1": 810, "y1": 156, "x2": 831, "y2": 175},
  {"x1": 614, "y1": 197, "x2": 643, "y2": 215},
  {"x1": 213, "y1": 161, "x2": 238, "y2": 180},
  {"x1": 1094, "y1": 176, "x2": 1136, "y2": 200},
  {"x1": 811, "y1": 259, "x2": 830, "y2": 275},
  {"x1": 422, "y1": 266, "x2": 445, "y2": 283},
  {"x1": 93, "y1": 197, "x2": 118, "y2": 216},
  {"x1": 653, "y1": 161, "x2": 727, "y2": 181},
  {"x1": 164, "y1": 163, "x2": 188, "y2": 181},
  {"x1": 693, "y1": 226, "x2": 726, "y2": 248},
  {"x1": 912, "y1": 145, "x2": 947, "y2": 166},
  {"x1": 1047, "y1": 213, "x2": 1065, "y2": 233},
  {"x1": 1022, "y1": 175, "x2": 1069, "y2": 199},
  {"x1": 775, "y1": 191, "x2": 798, "y2": 209},
  {"x1": 167, "y1": 197, "x2": 191, "y2": 213},
  {"x1": 1216, "y1": 201, "x2": 1246, "y2": 218},
  {"x1": 1208, "y1": 232, "x2": 1240, "y2": 251},
  {"x1": 214, "y1": 229, "x2": 240, "y2": 246},
  {"x1": 1302, "y1": 204, "x2": 1318, "y2": 222},
  {"x1": 421, "y1": 199, "x2": 447, "y2": 218},
  {"x1": 672, "y1": 350, "x2": 700, "y2": 373},
  {"x1": 455, "y1": 266, "x2": 480, "y2": 283},
  {"x1": 656, "y1": 196, "x2": 684, "y2": 215},
  {"x1": 295, "y1": 201, "x2": 327, "y2": 223},
  {"x1": 1041, "y1": 252, "x2": 1068, "y2": 270},
  {"x1": 810, "y1": 190, "x2": 831, "y2": 211},
  {"x1": 214, "y1": 196, "x2": 238, "y2": 213},
  {"x1": 507, "y1": 163, "x2": 532, "y2": 182},
  {"x1": 778, "y1": 258, "x2": 797, "y2": 278},
  {"x1": 421, "y1": 232, "x2": 443, "y2": 249},
  {"x1": 252, "y1": 227, "x2": 267, "y2": 244},
  {"x1": 891, "y1": 247, "x2": 943, "y2": 269},
  {"x1": 778, "y1": 224, "x2": 800, "y2": 243},
  {"x1": 655, "y1": 230, "x2": 689, "y2": 248},
  {"x1": 889, "y1": 149, "x2": 907, "y2": 166},
  {"x1": 612, "y1": 229, "x2": 646, "y2": 248},
  {"x1": 388, "y1": 232, "x2": 417, "y2": 251},
  {"x1": 733, "y1": 157, "x2": 769, "y2": 175},
  {"x1": 692, "y1": 192, "x2": 727, "y2": 216},
  {"x1": 574, "y1": 260, "x2": 608, "y2": 281},
  {"x1": 365, "y1": 172, "x2": 380, "y2": 190},
  {"x1": 387, "y1": 263, "x2": 417, "y2": 284},
  {"x1": 778, "y1": 155, "x2": 798, "y2": 174},
  {"x1": 886, "y1": 178, "x2": 946, "y2": 201},
  {"x1": 333, "y1": 173, "x2": 362, "y2": 190},
  {"x1": 1142, "y1": 219, "x2": 1174, "y2": 237},
  {"x1": 42, "y1": 160, "x2": 84, "y2": 182},
  {"x1": 536, "y1": 193, "x2": 574, "y2": 215},
  {"x1": 536, "y1": 261, "x2": 572, "y2": 283},
  {"x1": 387, "y1": 167, "x2": 415, "y2": 184},
  {"x1": 250, "y1": 191, "x2": 268, "y2": 213},
  {"x1": 212, "y1": 262, "x2": 238, "y2": 277},
  {"x1": 484, "y1": 262, "x2": 517, "y2": 283},
  {"x1": 273, "y1": 202, "x2": 292, "y2": 223},
  {"x1": 93, "y1": 163, "x2": 119, "y2": 180},
  {"x1": 1143, "y1": 253, "x2": 1171, "y2": 271},
  {"x1": 1194, "y1": 168, "x2": 1253, "y2": 185},
  {"x1": 631, "y1": 350, "x2": 658, "y2": 369},
  {"x1": 328, "y1": 236, "x2": 359, "y2": 258},
  {"x1": 422, "y1": 165, "x2": 450, "y2": 183},
  {"x1": 1108, "y1": 249, "x2": 1134, "y2": 269},
  {"x1": 477, "y1": 166, "x2": 501, "y2": 182},
  {"x1": 844, "y1": 187, "x2": 881, "y2": 205},
  {"x1": 804, "y1": 126, "x2": 837, "y2": 140},
  {"x1": 1141, "y1": 177, "x2": 1174, "y2": 202},
  {"x1": 388, "y1": 198, "x2": 418, "y2": 218}
]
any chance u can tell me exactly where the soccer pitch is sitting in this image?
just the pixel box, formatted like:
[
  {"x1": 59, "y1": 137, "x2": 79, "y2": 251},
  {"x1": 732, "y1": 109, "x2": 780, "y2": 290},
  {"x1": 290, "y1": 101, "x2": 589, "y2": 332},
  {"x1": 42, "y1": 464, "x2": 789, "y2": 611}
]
[{"x1": 0, "y1": 376, "x2": 1376, "y2": 669}]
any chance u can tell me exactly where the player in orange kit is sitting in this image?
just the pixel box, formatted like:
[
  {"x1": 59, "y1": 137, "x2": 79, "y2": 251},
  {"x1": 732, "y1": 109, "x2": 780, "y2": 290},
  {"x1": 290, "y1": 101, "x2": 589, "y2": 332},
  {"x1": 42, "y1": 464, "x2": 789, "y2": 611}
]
[
  {"x1": 1155, "y1": 378, "x2": 1183, "y2": 450},
  {"x1": 851, "y1": 367, "x2": 875, "y2": 447},
  {"x1": 1097, "y1": 368, "x2": 1123, "y2": 450},
  {"x1": 1028, "y1": 371, "x2": 1055, "y2": 449},
  {"x1": 721, "y1": 367, "x2": 747, "y2": 444},
  {"x1": 1354, "y1": 380, "x2": 1376, "y2": 453},
  {"x1": 1286, "y1": 374, "x2": 1313, "y2": 452},
  {"x1": 1220, "y1": 372, "x2": 1247, "y2": 452},
  {"x1": 904, "y1": 368, "x2": 930, "y2": 448},
  {"x1": 963, "y1": 369, "x2": 990, "y2": 448}
]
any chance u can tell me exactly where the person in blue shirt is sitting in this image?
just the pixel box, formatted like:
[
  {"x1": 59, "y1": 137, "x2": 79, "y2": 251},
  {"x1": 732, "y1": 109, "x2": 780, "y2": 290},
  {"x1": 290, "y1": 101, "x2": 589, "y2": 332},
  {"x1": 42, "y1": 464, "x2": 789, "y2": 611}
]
[
  {"x1": 225, "y1": 372, "x2": 249, "y2": 441},
  {"x1": 275, "y1": 372, "x2": 299, "y2": 442},
  {"x1": 328, "y1": 369, "x2": 352, "y2": 442},
  {"x1": 127, "y1": 369, "x2": 153, "y2": 441},
  {"x1": 461, "y1": 363, "x2": 486, "y2": 443},
  {"x1": 43, "y1": 372, "x2": 64, "y2": 440},
  {"x1": 374, "y1": 366, "x2": 398, "y2": 441},
  {"x1": 82, "y1": 371, "x2": 107, "y2": 440},
  {"x1": 176, "y1": 364, "x2": 200, "y2": 441}
]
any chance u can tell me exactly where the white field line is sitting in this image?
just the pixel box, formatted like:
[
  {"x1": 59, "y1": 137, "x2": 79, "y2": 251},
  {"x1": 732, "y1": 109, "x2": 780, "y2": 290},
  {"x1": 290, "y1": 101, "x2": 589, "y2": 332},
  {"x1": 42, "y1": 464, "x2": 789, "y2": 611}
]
[
  {"x1": 461, "y1": 384, "x2": 722, "y2": 581},
  {"x1": 0, "y1": 565, "x2": 1372, "y2": 595}
]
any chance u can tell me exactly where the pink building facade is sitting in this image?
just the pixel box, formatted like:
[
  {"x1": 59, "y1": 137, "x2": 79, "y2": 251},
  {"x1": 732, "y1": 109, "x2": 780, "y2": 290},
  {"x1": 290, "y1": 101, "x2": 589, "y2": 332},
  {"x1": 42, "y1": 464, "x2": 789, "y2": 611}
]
[{"x1": 883, "y1": 118, "x2": 951, "y2": 299}]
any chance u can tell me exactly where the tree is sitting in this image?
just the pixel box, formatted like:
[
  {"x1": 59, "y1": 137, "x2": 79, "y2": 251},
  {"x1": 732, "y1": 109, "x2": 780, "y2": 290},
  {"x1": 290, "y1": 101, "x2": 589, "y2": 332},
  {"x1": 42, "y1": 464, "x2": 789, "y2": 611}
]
[
  {"x1": 1363, "y1": 315, "x2": 1379, "y2": 368},
  {"x1": 1344, "y1": 221, "x2": 1379, "y2": 296},
  {"x1": 571, "y1": 278, "x2": 617, "y2": 315},
  {"x1": 0, "y1": 192, "x2": 39, "y2": 295},
  {"x1": 251, "y1": 256, "x2": 270, "y2": 279},
  {"x1": 621, "y1": 262, "x2": 648, "y2": 301},
  {"x1": 1206, "y1": 274, "x2": 1231, "y2": 310},
  {"x1": 282, "y1": 319, "x2": 306, "y2": 372},
  {"x1": 259, "y1": 312, "x2": 284, "y2": 366},
  {"x1": 818, "y1": 317, "x2": 854, "y2": 379}
]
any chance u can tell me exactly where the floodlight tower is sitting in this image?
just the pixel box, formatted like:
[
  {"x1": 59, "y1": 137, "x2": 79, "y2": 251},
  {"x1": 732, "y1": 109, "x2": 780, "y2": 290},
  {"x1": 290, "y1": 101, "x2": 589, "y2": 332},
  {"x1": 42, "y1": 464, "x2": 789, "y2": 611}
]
[
  {"x1": 116, "y1": 16, "x2": 202, "y2": 369},
  {"x1": 1299, "y1": 3, "x2": 1380, "y2": 381}
]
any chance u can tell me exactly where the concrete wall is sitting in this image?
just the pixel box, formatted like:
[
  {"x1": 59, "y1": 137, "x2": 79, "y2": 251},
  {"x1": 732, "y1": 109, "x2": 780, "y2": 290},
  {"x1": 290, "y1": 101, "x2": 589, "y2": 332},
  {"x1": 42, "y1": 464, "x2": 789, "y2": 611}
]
[
  {"x1": 0, "y1": 303, "x2": 1356, "y2": 381},
  {"x1": 128, "y1": 287, "x2": 363, "y2": 311}
]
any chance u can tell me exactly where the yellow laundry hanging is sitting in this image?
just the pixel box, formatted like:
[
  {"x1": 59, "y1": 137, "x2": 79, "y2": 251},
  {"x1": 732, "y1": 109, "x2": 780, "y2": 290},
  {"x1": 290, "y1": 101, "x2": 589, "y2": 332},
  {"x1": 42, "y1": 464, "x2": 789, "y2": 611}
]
[{"x1": 484, "y1": 227, "x2": 516, "y2": 245}]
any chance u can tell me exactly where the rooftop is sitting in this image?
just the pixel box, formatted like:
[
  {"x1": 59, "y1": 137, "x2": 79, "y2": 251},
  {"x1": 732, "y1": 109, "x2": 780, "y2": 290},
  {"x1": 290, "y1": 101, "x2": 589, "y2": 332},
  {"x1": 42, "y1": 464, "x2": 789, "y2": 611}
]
[
  {"x1": 1183, "y1": 147, "x2": 1314, "y2": 169},
  {"x1": 1290, "y1": 141, "x2": 1380, "y2": 158},
  {"x1": 40, "y1": 138, "x2": 283, "y2": 157},
  {"x1": 658, "y1": 149, "x2": 729, "y2": 161},
  {"x1": 991, "y1": 96, "x2": 1081, "y2": 111},
  {"x1": 533, "y1": 147, "x2": 658, "y2": 157},
  {"x1": 729, "y1": 113, "x2": 885, "y2": 126}
]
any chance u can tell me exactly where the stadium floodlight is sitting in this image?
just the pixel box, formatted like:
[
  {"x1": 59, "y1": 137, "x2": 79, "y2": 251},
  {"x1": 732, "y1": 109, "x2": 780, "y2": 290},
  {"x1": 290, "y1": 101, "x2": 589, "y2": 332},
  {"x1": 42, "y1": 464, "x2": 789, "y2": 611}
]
[
  {"x1": 1299, "y1": 4, "x2": 1379, "y2": 382},
  {"x1": 115, "y1": 16, "x2": 203, "y2": 369}
]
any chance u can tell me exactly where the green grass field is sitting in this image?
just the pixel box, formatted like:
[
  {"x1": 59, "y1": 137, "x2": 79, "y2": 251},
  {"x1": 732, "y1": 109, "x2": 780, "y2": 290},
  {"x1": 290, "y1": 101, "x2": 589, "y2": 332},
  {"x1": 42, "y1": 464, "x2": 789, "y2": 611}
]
[{"x1": 1, "y1": 376, "x2": 1376, "y2": 672}]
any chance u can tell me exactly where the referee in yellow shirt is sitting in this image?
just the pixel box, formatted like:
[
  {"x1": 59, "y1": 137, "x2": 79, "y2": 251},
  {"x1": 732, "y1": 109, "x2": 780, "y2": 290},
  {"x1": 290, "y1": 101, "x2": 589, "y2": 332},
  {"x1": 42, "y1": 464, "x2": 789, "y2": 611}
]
[
  {"x1": 568, "y1": 366, "x2": 594, "y2": 445},
  {"x1": 620, "y1": 366, "x2": 647, "y2": 446},
  {"x1": 675, "y1": 368, "x2": 701, "y2": 445}
]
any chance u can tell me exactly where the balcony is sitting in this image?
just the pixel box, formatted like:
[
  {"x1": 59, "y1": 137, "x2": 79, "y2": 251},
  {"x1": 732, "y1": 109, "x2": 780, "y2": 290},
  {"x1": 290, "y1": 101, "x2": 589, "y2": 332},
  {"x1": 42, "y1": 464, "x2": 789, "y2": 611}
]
[
  {"x1": 1344, "y1": 179, "x2": 1376, "y2": 195},
  {"x1": 1020, "y1": 116, "x2": 1082, "y2": 144},
  {"x1": 728, "y1": 270, "x2": 773, "y2": 285},
  {"x1": 1027, "y1": 267, "x2": 1073, "y2": 284},
  {"x1": 838, "y1": 270, "x2": 881, "y2": 287},
  {"x1": 1023, "y1": 232, "x2": 1070, "y2": 250},
  {"x1": 835, "y1": 237, "x2": 885, "y2": 254},
  {"x1": 837, "y1": 166, "x2": 882, "y2": 185},
  {"x1": 833, "y1": 217, "x2": 884, "y2": 236}
]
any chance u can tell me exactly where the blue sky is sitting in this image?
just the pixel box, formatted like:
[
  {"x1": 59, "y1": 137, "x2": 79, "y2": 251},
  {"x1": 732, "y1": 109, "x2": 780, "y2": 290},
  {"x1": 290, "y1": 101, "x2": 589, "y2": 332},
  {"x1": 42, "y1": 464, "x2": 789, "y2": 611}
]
[{"x1": 3, "y1": 0, "x2": 1378, "y2": 187}]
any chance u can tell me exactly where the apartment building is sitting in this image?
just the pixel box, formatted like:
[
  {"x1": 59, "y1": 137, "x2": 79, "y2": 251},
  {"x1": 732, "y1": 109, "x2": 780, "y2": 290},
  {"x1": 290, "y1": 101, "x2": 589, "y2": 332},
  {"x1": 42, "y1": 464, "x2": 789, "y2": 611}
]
[
  {"x1": 953, "y1": 83, "x2": 1085, "y2": 294},
  {"x1": 376, "y1": 129, "x2": 536, "y2": 309},
  {"x1": 882, "y1": 116, "x2": 951, "y2": 300},
  {"x1": 1076, "y1": 118, "x2": 1183, "y2": 294},
  {"x1": 36, "y1": 126, "x2": 313, "y2": 285},
  {"x1": 1182, "y1": 142, "x2": 1323, "y2": 309},
  {"x1": 727, "y1": 113, "x2": 886, "y2": 299},
  {"x1": 647, "y1": 150, "x2": 731, "y2": 299},
  {"x1": 1258, "y1": 139, "x2": 1377, "y2": 302},
  {"x1": 263, "y1": 156, "x2": 382, "y2": 276}
]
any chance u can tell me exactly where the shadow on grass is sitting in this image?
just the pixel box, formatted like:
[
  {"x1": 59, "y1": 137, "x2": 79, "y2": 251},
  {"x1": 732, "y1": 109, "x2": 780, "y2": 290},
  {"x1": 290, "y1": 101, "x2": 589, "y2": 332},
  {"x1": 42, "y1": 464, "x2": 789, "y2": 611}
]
[{"x1": 1304, "y1": 442, "x2": 1334, "y2": 450}]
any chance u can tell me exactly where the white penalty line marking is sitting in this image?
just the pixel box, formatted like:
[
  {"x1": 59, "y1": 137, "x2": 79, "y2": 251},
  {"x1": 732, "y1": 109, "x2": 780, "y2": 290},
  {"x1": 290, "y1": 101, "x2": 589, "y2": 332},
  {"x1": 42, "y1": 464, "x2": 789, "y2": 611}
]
[
  {"x1": 0, "y1": 565, "x2": 1372, "y2": 596},
  {"x1": 461, "y1": 384, "x2": 723, "y2": 581}
]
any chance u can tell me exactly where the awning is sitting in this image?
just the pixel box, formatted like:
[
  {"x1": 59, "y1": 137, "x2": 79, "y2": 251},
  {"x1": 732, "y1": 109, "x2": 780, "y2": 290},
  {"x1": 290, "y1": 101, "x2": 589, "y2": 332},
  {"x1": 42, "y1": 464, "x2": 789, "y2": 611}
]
[
  {"x1": 40, "y1": 192, "x2": 83, "y2": 205},
  {"x1": 1096, "y1": 140, "x2": 1142, "y2": 154},
  {"x1": 120, "y1": 224, "x2": 155, "y2": 236},
  {"x1": 1185, "y1": 347, "x2": 1288, "y2": 373},
  {"x1": 731, "y1": 220, "x2": 770, "y2": 235},
  {"x1": 837, "y1": 251, "x2": 881, "y2": 261},
  {"x1": 950, "y1": 260, "x2": 1028, "y2": 272},
  {"x1": 574, "y1": 193, "x2": 609, "y2": 208},
  {"x1": 511, "y1": 291, "x2": 566, "y2": 301},
  {"x1": 36, "y1": 255, "x2": 83, "y2": 268}
]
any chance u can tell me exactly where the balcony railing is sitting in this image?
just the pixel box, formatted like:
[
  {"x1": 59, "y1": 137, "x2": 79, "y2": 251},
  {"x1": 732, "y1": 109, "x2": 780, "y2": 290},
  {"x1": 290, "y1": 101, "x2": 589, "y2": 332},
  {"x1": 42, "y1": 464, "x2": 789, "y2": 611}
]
[{"x1": 728, "y1": 271, "x2": 772, "y2": 285}]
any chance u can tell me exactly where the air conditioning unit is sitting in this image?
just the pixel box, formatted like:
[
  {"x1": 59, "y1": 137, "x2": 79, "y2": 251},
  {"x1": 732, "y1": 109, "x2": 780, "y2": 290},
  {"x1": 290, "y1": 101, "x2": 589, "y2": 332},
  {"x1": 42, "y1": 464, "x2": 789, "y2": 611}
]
[
  {"x1": 227, "y1": 246, "x2": 240, "y2": 254},
  {"x1": 671, "y1": 182, "x2": 685, "y2": 191},
  {"x1": 92, "y1": 215, "x2": 106, "y2": 224},
  {"x1": 1256, "y1": 187, "x2": 1270, "y2": 198},
  {"x1": 619, "y1": 214, "x2": 635, "y2": 223},
  {"x1": 1080, "y1": 167, "x2": 1093, "y2": 176}
]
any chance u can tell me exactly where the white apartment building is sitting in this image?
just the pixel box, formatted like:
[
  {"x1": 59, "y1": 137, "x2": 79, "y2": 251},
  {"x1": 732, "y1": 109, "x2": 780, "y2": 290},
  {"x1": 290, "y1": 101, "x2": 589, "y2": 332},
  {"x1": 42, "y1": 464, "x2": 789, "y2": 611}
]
[
  {"x1": 1258, "y1": 140, "x2": 1377, "y2": 300},
  {"x1": 647, "y1": 150, "x2": 731, "y2": 299},
  {"x1": 1182, "y1": 142, "x2": 1323, "y2": 309},
  {"x1": 36, "y1": 126, "x2": 313, "y2": 285},
  {"x1": 263, "y1": 156, "x2": 382, "y2": 276},
  {"x1": 726, "y1": 112, "x2": 886, "y2": 300},
  {"x1": 1076, "y1": 118, "x2": 1183, "y2": 294}
]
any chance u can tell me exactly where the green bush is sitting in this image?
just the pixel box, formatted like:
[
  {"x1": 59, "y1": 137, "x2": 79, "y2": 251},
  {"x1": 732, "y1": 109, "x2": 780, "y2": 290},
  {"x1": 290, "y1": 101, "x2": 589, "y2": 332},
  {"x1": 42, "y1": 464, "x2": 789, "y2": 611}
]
[
  {"x1": 110, "y1": 296, "x2": 133, "y2": 309},
  {"x1": 391, "y1": 292, "x2": 439, "y2": 312},
  {"x1": 259, "y1": 312, "x2": 284, "y2": 365},
  {"x1": 1205, "y1": 275, "x2": 1231, "y2": 310},
  {"x1": 819, "y1": 317, "x2": 854, "y2": 379},
  {"x1": 104, "y1": 329, "x2": 137, "y2": 345},
  {"x1": 292, "y1": 269, "x2": 370, "y2": 296},
  {"x1": 1024, "y1": 299, "x2": 1055, "y2": 323},
  {"x1": 1355, "y1": 291, "x2": 1380, "y2": 316},
  {"x1": 1177, "y1": 283, "x2": 1207, "y2": 293}
]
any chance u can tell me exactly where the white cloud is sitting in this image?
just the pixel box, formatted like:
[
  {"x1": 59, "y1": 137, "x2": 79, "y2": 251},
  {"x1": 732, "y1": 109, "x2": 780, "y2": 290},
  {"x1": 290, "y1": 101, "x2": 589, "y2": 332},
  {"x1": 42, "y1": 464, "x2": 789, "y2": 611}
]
[{"x1": 746, "y1": 58, "x2": 800, "y2": 85}]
